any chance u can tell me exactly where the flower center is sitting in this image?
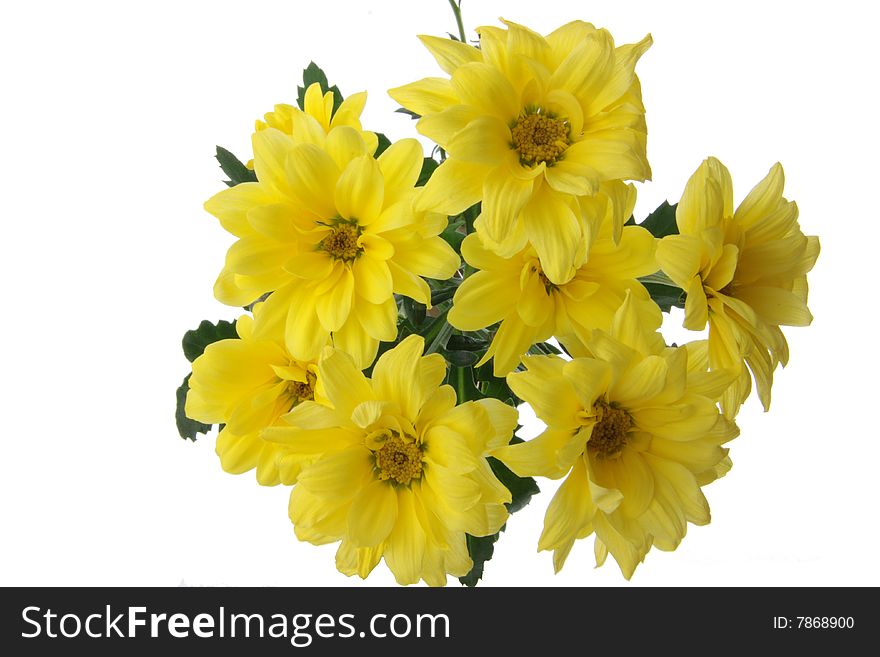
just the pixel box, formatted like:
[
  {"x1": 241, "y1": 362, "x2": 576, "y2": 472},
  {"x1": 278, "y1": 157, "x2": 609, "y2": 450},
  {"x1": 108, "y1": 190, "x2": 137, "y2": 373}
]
[
  {"x1": 320, "y1": 224, "x2": 362, "y2": 261},
  {"x1": 588, "y1": 400, "x2": 632, "y2": 459},
  {"x1": 288, "y1": 376, "x2": 315, "y2": 404},
  {"x1": 511, "y1": 112, "x2": 570, "y2": 166},
  {"x1": 375, "y1": 435, "x2": 423, "y2": 486}
]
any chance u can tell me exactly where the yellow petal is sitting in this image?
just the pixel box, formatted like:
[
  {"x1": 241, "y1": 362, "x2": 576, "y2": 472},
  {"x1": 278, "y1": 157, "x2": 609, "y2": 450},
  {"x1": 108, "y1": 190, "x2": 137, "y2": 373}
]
[
  {"x1": 331, "y1": 316, "x2": 380, "y2": 370},
  {"x1": 683, "y1": 276, "x2": 708, "y2": 331},
  {"x1": 371, "y1": 335, "x2": 426, "y2": 421},
  {"x1": 315, "y1": 266, "x2": 355, "y2": 331},
  {"x1": 734, "y1": 285, "x2": 813, "y2": 327},
  {"x1": 335, "y1": 155, "x2": 384, "y2": 224},
  {"x1": 493, "y1": 428, "x2": 581, "y2": 478},
  {"x1": 384, "y1": 488, "x2": 427, "y2": 585},
  {"x1": 297, "y1": 446, "x2": 373, "y2": 498},
  {"x1": 610, "y1": 355, "x2": 668, "y2": 406},
  {"x1": 388, "y1": 260, "x2": 431, "y2": 304},
  {"x1": 676, "y1": 158, "x2": 728, "y2": 236},
  {"x1": 516, "y1": 269, "x2": 553, "y2": 327},
  {"x1": 561, "y1": 358, "x2": 611, "y2": 409},
  {"x1": 391, "y1": 237, "x2": 460, "y2": 280},
  {"x1": 475, "y1": 166, "x2": 533, "y2": 253},
  {"x1": 204, "y1": 182, "x2": 275, "y2": 237},
  {"x1": 283, "y1": 143, "x2": 339, "y2": 218},
  {"x1": 451, "y1": 62, "x2": 518, "y2": 120},
  {"x1": 484, "y1": 311, "x2": 543, "y2": 377},
  {"x1": 521, "y1": 184, "x2": 580, "y2": 285},
  {"x1": 347, "y1": 480, "x2": 398, "y2": 547},
  {"x1": 419, "y1": 34, "x2": 482, "y2": 74},
  {"x1": 353, "y1": 255, "x2": 393, "y2": 304},
  {"x1": 388, "y1": 77, "x2": 459, "y2": 115},
  {"x1": 548, "y1": 30, "x2": 614, "y2": 103},
  {"x1": 507, "y1": 356, "x2": 583, "y2": 428},
  {"x1": 318, "y1": 347, "x2": 374, "y2": 415},
  {"x1": 447, "y1": 116, "x2": 512, "y2": 165},
  {"x1": 735, "y1": 162, "x2": 785, "y2": 229},
  {"x1": 655, "y1": 234, "x2": 704, "y2": 289},
  {"x1": 588, "y1": 34, "x2": 652, "y2": 114},
  {"x1": 252, "y1": 128, "x2": 293, "y2": 195},
  {"x1": 353, "y1": 296, "x2": 397, "y2": 342},
  {"x1": 323, "y1": 125, "x2": 368, "y2": 171},
  {"x1": 448, "y1": 271, "x2": 517, "y2": 331},
  {"x1": 538, "y1": 458, "x2": 595, "y2": 552},
  {"x1": 415, "y1": 158, "x2": 488, "y2": 215},
  {"x1": 377, "y1": 138, "x2": 423, "y2": 204},
  {"x1": 704, "y1": 243, "x2": 739, "y2": 291}
]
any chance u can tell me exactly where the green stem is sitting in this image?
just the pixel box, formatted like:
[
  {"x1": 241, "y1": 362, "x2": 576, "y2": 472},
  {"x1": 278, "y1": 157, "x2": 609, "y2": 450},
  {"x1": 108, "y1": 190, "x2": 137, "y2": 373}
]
[{"x1": 447, "y1": 0, "x2": 466, "y2": 42}]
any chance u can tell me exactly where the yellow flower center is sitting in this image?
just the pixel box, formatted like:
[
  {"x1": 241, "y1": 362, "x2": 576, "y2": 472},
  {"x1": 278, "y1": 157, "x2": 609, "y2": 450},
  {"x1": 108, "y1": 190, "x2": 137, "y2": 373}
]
[
  {"x1": 511, "y1": 112, "x2": 570, "y2": 167},
  {"x1": 588, "y1": 400, "x2": 632, "y2": 459},
  {"x1": 288, "y1": 378, "x2": 315, "y2": 403},
  {"x1": 321, "y1": 224, "x2": 362, "y2": 261},
  {"x1": 375, "y1": 435, "x2": 423, "y2": 486}
]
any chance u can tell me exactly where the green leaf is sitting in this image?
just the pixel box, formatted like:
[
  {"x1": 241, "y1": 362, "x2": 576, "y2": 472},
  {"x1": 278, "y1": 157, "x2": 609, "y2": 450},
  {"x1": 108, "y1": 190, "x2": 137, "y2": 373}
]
[
  {"x1": 215, "y1": 146, "x2": 257, "y2": 187},
  {"x1": 430, "y1": 283, "x2": 460, "y2": 306},
  {"x1": 402, "y1": 297, "x2": 426, "y2": 329},
  {"x1": 643, "y1": 282, "x2": 685, "y2": 313},
  {"x1": 447, "y1": 365, "x2": 482, "y2": 403},
  {"x1": 296, "y1": 61, "x2": 343, "y2": 116},
  {"x1": 446, "y1": 334, "x2": 485, "y2": 351},
  {"x1": 374, "y1": 132, "x2": 392, "y2": 157},
  {"x1": 417, "y1": 157, "x2": 439, "y2": 186},
  {"x1": 639, "y1": 201, "x2": 679, "y2": 238},
  {"x1": 474, "y1": 360, "x2": 519, "y2": 405},
  {"x1": 488, "y1": 451, "x2": 539, "y2": 515},
  {"x1": 176, "y1": 374, "x2": 212, "y2": 441},
  {"x1": 444, "y1": 349, "x2": 480, "y2": 367},
  {"x1": 423, "y1": 313, "x2": 454, "y2": 355},
  {"x1": 395, "y1": 107, "x2": 421, "y2": 120},
  {"x1": 459, "y1": 530, "x2": 502, "y2": 587},
  {"x1": 182, "y1": 319, "x2": 238, "y2": 362},
  {"x1": 439, "y1": 219, "x2": 466, "y2": 252}
]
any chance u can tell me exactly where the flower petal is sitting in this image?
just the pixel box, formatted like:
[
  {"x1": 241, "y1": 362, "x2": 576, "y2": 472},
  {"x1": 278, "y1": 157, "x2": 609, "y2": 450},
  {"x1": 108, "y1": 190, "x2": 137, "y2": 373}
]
[{"x1": 347, "y1": 480, "x2": 398, "y2": 547}]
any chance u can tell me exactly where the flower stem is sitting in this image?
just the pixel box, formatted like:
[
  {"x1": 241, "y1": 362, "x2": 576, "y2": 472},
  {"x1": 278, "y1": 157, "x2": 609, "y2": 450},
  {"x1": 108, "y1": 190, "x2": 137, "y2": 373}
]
[{"x1": 447, "y1": 0, "x2": 466, "y2": 42}]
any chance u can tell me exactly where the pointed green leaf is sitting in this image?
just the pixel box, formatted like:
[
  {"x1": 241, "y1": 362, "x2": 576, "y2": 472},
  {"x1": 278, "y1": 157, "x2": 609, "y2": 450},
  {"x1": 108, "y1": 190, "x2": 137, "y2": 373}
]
[
  {"x1": 374, "y1": 132, "x2": 392, "y2": 157},
  {"x1": 215, "y1": 146, "x2": 257, "y2": 187},
  {"x1": 182, "y1": 319, "x2": 238, "y2": 362},
  {"x1": 417, "y1": 157, "x2": 439, "y2": 186},
  {"x1": 176, "y1": 374, "x2": 212, "y2": 441},
  {"x1": 639, "y1": 201, "x2": 679, "y2": 238}
]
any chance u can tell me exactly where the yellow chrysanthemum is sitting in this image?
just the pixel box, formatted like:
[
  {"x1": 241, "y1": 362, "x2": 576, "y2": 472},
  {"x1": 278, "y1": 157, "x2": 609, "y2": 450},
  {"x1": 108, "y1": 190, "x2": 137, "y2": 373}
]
[
  {"x1": 205, "y1": 124, "x2": 460, "y2": 369},
  {"x1": 655, "y1": 157, "x2": 820, "y2": 417},
  {"x1": 493, "y1": 294, "x2": 738, "y2": 578},
  {"x1": 389, "y1": 19, "x2": 652, "y2": 284},
  {"x1": 185, "y1": 310, "x2": 324, "y2": 485},
  {"x1": 262, "y1": 335, "x2": 517, "y2": 586},
  {"x1": 448, "y1": 183, "x2": 659, "y2": 375},
  {"x1": 254, "y1": 82, "x2": 379, "y2": 153}
]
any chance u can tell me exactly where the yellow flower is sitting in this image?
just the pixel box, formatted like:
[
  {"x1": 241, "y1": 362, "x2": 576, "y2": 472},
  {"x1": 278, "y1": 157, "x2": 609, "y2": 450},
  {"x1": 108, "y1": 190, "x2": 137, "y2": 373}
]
[
  {"x1": 448, "y1": 183, "x2": 659, "y2": 375},
  {"x1": 493, "y1": 294, "x2": 738, "y2": 578},
  {"x1": 255, "y1": 82, "x2": 378, "y2": 153},
  {"x1": 389, "y1": 19, "x2": 652, "y2": 284},
  {"x1": 655, "y1": 157, "x2": 820, "y2": 417},
  {"x1": 185, "y1": 310, "x2": 324, "y2": 485},
  {"x1": 205, "y1": 124, "x2": 460, "y2": 369},
  {"x1": 262, "y1": 335, "x2": 517, "y2": 586}
]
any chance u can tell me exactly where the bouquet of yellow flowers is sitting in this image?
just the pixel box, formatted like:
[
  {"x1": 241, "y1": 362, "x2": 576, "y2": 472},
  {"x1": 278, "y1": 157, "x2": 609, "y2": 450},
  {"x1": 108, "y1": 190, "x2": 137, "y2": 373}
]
[{"x1": 175, "y1": 2, "x2": 818, "y2": 585}]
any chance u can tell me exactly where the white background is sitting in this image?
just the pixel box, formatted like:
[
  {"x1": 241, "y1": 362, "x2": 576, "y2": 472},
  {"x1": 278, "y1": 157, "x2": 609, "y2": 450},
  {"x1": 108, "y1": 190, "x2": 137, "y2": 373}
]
[{"x1": 1, "y1": 0, "x2": 877, "y2": 587}]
